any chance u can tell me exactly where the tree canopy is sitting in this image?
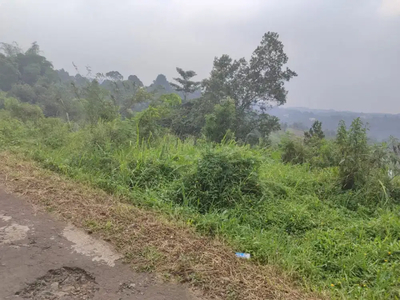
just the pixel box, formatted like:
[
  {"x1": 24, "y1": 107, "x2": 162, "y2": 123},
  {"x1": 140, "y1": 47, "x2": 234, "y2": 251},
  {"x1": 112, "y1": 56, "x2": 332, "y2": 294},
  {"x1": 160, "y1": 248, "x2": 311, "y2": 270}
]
[
  {"x1": 169, "y1": 67, "x2": 200, "y2": 101},
  {"x1": 203, "y1": 32, "x2": 297, "y2": 110},
  {"x1": 0, "y1": 33, "x2": 296, "y2": 144}
]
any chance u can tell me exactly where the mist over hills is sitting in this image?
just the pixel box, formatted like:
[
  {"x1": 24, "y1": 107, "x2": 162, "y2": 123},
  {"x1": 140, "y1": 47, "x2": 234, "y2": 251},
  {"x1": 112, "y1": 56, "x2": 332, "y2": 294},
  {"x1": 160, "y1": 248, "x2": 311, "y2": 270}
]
[{"x1": 269, "y1": 106, "x2": 400, "y2": 141}]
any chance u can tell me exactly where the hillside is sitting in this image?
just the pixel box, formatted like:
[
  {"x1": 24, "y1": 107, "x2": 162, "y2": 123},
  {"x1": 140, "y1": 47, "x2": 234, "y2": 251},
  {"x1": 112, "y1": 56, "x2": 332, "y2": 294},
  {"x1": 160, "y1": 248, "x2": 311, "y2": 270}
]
[{"x1": 2, "y1": 36, "x2": 400, "y2": 299}]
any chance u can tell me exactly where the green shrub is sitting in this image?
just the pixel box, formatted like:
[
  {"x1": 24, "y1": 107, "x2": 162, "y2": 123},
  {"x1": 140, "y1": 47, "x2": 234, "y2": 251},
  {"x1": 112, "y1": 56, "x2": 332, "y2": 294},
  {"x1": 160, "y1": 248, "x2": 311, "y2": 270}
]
[
  {"x1": 336, "y1": 118, "x2": 370, "y2": 190},
  {"x1": 4, "y1": 97, "x2": 44, "y2": 123},
  {"x1": 35, "y1": 118, "x2": 69, "y2": 149},
  {"x1": 82, "y1": 119, "x2": 137, "y2": 150},
  {"x1": 174, "y1": 149, "x2": 261, "y2": 213},
  {"x1": 0, "y1": 110, "x2": 28, "y2": 147},
  {"x1": 128, "y1": 160, "x2": 176, "y2": 189},
  {"x1": 280, "y1": 134, "x2": 306, "y2": 164},
  {"x1": 135, "y1": 106, "x2": 167, "y2": 141}
]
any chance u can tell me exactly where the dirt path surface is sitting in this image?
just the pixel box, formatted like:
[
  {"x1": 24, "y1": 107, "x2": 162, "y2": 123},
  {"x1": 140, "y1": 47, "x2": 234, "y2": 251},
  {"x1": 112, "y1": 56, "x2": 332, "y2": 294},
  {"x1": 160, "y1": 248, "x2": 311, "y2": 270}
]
[{"x1": 0, "y1": 189, "x2": 197, "y2": 300}]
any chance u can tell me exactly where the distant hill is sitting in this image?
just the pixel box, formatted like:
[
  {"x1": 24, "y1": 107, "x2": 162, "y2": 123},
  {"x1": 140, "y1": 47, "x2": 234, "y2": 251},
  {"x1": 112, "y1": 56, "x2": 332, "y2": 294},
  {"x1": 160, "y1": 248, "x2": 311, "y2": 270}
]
[{"x1": 269, "y1": 106, "x2": 400, "y2": 141}]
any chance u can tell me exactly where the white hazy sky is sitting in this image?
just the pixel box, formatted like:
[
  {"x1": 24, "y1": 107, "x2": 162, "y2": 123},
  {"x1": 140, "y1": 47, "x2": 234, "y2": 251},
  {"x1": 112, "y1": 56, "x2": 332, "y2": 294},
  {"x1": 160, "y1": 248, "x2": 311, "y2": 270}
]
[{"x1": 0, "y1": 0, "x2": 399, "y2": 113}]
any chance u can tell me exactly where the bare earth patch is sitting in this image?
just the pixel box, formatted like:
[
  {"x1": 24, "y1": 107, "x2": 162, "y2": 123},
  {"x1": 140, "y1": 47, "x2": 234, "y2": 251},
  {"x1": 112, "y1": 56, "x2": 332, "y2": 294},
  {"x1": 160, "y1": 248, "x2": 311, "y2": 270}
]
[
  {"x1": 0, "y1": 151, "x2": 324, "y2": 300},
  {"x1": 16, "y1": 266, "x2": 99, "y2": 299}
]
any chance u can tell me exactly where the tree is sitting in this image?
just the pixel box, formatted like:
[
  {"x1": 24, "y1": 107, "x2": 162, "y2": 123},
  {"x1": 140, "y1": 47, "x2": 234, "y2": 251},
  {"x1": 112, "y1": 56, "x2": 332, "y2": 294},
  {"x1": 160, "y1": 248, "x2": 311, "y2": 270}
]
[
  {"x1": 74, "y1": 74, "x2": 89, "y2": 87},
  {"x1": 82, "y1": 80, "x2": 118, "y2": 124},
  {"x1": 0, "y1": 54, "x2": 20, "y2": 91},
  {"x1": 120, "y1": 87, "x2": 154, "y2": 118},
  {"x1": 304, "y1": 120, "x2": 325, "y2": 143},
  {"x1": 203, "y1": 98, "x2": 236, "y2": 143},
  {"x1": 17, "y1": 42, "x2": 56, "y2": 85},
  {"x1": 169, "y1": 98, "x2": 210, "y2": 138},
  {"x1": 0, "y1": 42, "x2": 58, "y2": 90},
  {"x1": 199, "y1": 32, "x2": 296, "y2": 144},
  {"x1": 203, "y1": 32, "x2": 297, "y2": 111},
  {"x1": 170, "y1": 68, "x2": 200, "y2": 101},
  {"x1": 148, "y1": 74, "x2": 174, "y2": 95},
  {"x1": 0, "y1": 42, "x2": 22, "y2": 57},
  {"x1": 57, "y1": 69, "x2": 74, "y2": 83},
  {"x1": 257, "y1": 114, "x2": 281, "y2": 139},
  {"x1": 234, "y1": 111, "x2": 281, "y2": 144},
  {"x1": 105, "y1": 71, "x2": 123, "y2": 81},
  {"x1": 134, "y1": 94, "x2": 181, "y2": 141},
  {"x1": 127, "y1": 75, "x2": 144, "y2": 87},
  {"x1": 8, "y1": 84, "x2": 37, "y2": 103},
  {"x1": 21, "y1": 63, "x2": 41, "y2": 85},
  {"x1": 4, "y1": 97, "x2": 44, "y2": 123}
]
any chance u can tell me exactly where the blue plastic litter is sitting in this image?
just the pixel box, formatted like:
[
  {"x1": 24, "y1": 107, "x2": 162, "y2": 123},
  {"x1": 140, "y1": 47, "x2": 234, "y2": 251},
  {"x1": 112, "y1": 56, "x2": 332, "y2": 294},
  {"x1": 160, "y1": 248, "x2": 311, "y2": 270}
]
[{"x1": 235, "y1": 252, "x2": 250, "y2": 259}]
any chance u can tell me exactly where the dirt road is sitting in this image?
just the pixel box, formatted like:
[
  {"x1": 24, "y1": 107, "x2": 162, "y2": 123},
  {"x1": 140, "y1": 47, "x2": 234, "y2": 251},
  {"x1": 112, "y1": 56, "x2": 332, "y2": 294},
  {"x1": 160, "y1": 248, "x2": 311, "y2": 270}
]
[{"x1": 0, "y1": 188, "x2": 197, "y2": 300}]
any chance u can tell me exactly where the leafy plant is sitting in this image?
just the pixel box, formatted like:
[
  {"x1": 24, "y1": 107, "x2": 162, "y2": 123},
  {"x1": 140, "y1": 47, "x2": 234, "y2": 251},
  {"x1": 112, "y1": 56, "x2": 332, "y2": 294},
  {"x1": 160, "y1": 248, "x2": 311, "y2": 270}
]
[
  {"x1": 203, "y1": 98, "x2": 236, "y2": 143},
  {"x1": 336, "y1": 118, "x2": 370, "y2": 190},
  {"x1": 174, "y1": 149, "x2": 261, "y2": 213}
]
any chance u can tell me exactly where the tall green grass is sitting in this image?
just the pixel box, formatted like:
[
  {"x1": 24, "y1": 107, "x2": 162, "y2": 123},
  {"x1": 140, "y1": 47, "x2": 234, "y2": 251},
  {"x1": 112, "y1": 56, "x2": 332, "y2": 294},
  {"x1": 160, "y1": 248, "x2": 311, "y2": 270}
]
[{"x1": 1, "y1": 113, "x2": 400, "y2": 299}]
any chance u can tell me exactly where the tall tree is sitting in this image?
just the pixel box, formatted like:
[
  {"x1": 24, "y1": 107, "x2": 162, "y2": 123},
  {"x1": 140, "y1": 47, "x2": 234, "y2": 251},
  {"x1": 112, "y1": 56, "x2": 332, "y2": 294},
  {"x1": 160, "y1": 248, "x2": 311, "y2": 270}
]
[
  {"x1": 0, "y1": 42, "x2": 22, "y2": 57},
  {"x1": 169, "y1": 68, "x2": 200, "y2": 101},
  {"x1": 203, "y1": 32, "x2": 297, "y2": 110},
  {"x1": 105, "y1": 71, "x2": 123, "y2": 81},
  {"x1": 199, "y1": 32, "x2": 297, "y2": 143}
]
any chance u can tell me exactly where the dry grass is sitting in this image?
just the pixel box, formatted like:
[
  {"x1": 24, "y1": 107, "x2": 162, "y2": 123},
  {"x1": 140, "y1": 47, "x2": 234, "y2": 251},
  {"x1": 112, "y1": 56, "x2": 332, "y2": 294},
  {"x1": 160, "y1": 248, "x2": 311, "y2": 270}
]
[{"x1": 0, "y1": 151, "x2": 324, "y2": 300}]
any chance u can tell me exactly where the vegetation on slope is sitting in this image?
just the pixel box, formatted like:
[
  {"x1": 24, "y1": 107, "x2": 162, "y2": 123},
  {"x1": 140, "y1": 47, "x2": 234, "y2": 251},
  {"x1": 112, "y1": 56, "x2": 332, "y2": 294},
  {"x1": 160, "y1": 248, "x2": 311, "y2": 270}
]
[
  {"x1": 2, "y1": 102, "x2": 400, "y2": 298},
  {"x1": 1, "y1": 34, "x2": 400, "y2": 299}
]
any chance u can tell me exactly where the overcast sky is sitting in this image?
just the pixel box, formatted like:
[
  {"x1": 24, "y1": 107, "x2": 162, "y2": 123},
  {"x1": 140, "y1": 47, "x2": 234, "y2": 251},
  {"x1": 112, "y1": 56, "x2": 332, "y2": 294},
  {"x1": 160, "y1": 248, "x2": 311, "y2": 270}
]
[{"x1": 0, "y1": 0, "x2": 399, "y2": 113}]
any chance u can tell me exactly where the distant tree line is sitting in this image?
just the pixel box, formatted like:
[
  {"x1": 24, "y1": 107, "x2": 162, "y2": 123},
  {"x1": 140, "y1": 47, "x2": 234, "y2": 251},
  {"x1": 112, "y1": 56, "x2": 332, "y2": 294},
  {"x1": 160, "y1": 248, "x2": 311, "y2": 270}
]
[{"x1": 0, "y1": 32, "x2": 297, "y2": 144}]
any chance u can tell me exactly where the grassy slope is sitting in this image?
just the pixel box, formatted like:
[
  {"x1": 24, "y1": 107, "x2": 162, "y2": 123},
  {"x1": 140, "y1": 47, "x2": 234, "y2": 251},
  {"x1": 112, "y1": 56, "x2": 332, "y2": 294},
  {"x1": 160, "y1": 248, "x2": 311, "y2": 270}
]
[
  {"x1": 1, "y1": 114, "x2": 400, "y2": 299},
  {"x1": 0, "y1": 151, "x2": 317, "y2": 300}
]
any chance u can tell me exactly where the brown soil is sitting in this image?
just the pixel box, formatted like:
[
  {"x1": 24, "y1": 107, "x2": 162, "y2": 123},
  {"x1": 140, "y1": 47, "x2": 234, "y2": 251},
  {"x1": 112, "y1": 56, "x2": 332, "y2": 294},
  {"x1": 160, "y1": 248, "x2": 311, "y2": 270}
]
[{"x1": 16, "y1": 267, "x2": 99, "y2": 299}]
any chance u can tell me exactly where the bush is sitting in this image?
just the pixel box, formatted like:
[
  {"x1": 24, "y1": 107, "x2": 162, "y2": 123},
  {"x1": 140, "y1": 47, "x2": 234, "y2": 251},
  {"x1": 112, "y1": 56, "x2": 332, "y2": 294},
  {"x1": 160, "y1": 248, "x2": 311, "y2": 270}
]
[
  {"x1": 0, "y1": 110, "x2": 28, "y2": 147},
  {"x1": 174, "y1": 149, "x2": 261, "y2": 213},
  {"x1": 280, "y1": 134, "x2": 306, "y2": 164},
  {"x1": 35, "y1": 118, "x2": 69, "y2": 149},
  {"x1": 336, "y1": 118, "x2": 370, "y2": 190},
  {"x1": 4, "y1": 97, "x2": 44, "y2": 123},
  {"x1": 128, "y1": 160, "x2": 176, "y2": 189},
  {"x1": 83, "y1": 119, "x2": 137, "y2": 149}
]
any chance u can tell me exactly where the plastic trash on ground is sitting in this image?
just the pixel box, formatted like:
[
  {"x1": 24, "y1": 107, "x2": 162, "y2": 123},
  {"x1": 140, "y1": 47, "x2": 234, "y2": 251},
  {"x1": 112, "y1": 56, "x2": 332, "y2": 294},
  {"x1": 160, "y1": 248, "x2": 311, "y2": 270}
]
[{"x1": 235, "y1": 252, "x2": 251, "y2": 259}]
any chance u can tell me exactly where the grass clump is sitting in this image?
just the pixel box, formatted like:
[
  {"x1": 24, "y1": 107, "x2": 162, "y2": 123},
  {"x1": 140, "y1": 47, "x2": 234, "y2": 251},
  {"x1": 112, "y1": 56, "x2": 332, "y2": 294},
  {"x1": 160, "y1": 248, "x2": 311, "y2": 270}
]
[{"x1": 174, "y1": 148, "x2": 261, "y2": 213}]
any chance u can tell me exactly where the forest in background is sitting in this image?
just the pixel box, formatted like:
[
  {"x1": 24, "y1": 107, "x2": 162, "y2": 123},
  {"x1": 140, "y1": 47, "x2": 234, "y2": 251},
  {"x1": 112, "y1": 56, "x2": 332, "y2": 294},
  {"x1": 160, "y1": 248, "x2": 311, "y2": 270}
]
[
  {"x1": 269, "y1": 107, "x2": 400, "y2": 142},
  {"x1": 2, "y1": 34, "x2": 400, "y2": 299}
]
